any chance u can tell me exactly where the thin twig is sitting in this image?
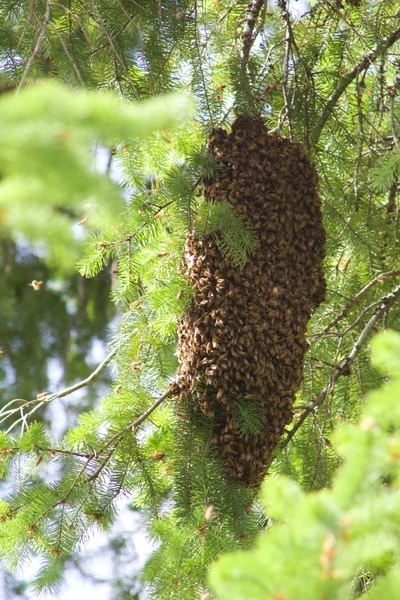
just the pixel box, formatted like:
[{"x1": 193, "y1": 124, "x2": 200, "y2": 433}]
[
  {"x1": 193, "y1": 0, "x2": 214, "y2": 126},
  {"x1": 339, "y1": 299, "x2": 382, "y2": 337},
  {"x1": 389, "y1": 92, "x2": 399, "y2": 148},
  {"x1": 312, "y1": 24, "x2": 400, "y2": 145},
  {"x1": 31, "y1": 446, "x2": 95, "y2": 459},
  {"x1": 317, "y1": 269, "x2": 400, "y2": 337},
  {"x1": 88, "y1": 0, "x2": 140, "y2": 100},
  {"x1": 2, "y1": 349, "x2": 117, "y2": 433},
  {"x1": 17, "y1": 0, "x2": 51, "y2": 91},
  {"x1": 48, "y1": 22, "x2": 85, "y2": 86},
  {"x1": 15, "y1": 0, "x2": 37, "y2": 56},
  {"x1": 354, "y1": 75, "x2": 365, "y2": 212},
  {"x1": 99, "y1": 385, "x2": 177, "y2": 454},
  {"x1": 282, "y1": 283, "x2": 400, "y2": 447},
  {"x1": 50, "y1": 3, "x2": 98, "y2": 50},
  {"x1": 277, "y1": 0, "x2": 293, "y2": 138}
]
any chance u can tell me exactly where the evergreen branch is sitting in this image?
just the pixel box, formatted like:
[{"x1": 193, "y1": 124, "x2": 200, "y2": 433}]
[
  {"x1": 387, "y1": 176, "x2": 398, "y2": 216},
  {"x1": 86, "y1": 449, "x2": 115, "y2": 483},
  {"x1": 131, "y1": 385, "x2": 176, "y2": 430},
  {"x1": 0, "y1": 442, "x2": 94, "y2": 461},
  {"x1": 282, "y1": 283, "x2": 400, "y2": 448},
  {"x1": 317, "y1": 270, "x2": 400, "y2": 337},
  {"x1": 240, "y1": 0, "x2": 265, "y2": 69},
  {"x1": 33, "y1": 446, "x2": 95, "y2": 459},
  {"x1": 47, "y1": 22, "x2": 85, "y2": 86},
  {"x1": 5, "y1": 389, "x2": 177, "y2": 529},
  {"x1": 50, "y1": 3, "x2": 97, "y2": 50},
  {"x1": 18, "y1": 458, "x2": 92, "y2": 528},
  {"x1": 312, "y1": 23, "x2": 400, "y2": 145},
  {"x1": 99, "y1": 384, "x2": 177, "y2": 454},
  {"x1": 389, "y1": 92, "x2": 400, "y2": 148},
  {"x1": 31, "y1": 457, "x2": 93, "y2": 527},
  {"x1": 1, "y1": 349, "x2": 117, "y2": 433},
  {"x1": 45, "y1": 386, "x2": 177, "y2": 490},
  {"x1": 152, "y1": 174, "x2": 202, "y2": 217},
  {"x1": 17, "y1": 0, "x2": 51, "y2": 91},
  {"x1": 194, "y1": 1, "x2": 214, "y2": 125},
  {"x1": 15, "y1": 0, "x2": 37, "y2": 56},
  {"x1": 88, "y1": 0, "x2": 140, "y2": 100},
  {"x1": 114, "y1": 0, "x2": 140, "y2": 25}
]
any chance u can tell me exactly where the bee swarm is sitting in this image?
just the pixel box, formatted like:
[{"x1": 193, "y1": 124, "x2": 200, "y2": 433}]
[{"x1": 176, "y1": 116, "x2": 326, "y2": 487}]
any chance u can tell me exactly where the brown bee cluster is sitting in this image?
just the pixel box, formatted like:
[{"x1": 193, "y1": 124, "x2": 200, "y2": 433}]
[{"x1": 176, "y1": 116, "x2": 326, "y2": 487}]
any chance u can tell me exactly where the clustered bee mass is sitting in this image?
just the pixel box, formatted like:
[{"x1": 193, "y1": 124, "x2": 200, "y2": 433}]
[{"x1": 176, "y1": 116, "x2": 326, "y2": 487}]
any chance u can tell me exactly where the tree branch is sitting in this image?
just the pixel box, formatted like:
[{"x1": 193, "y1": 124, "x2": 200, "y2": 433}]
[
  {"x1": 48, "y1": 21, "x2": 85, "y2": 86},
  {"x1": 240, "y1": 0, "x2": 265, "y2": 69},
  {"x1": 315, "y1": 270, "x2": 400, "y2": 338},
  {"x1": 88, "y1": 0, "x2": 140, "y2": 100},
  {"x1": 277, "y1": 0, "x2": 293, "y2": 138},
  {"x1": 99, "y1": 384, "x2": 178, "y2": 453},
  {"x1": 17, "y1": 0, "x2": 51, "y2": 91},
  {"x1": 312, "y1": 24, "x2": 400, "y2": 145},
  {"x1": 2, "y1": 349, "x2": 117, "y2": 433},
  {"x1": 282, "y1": 282, "x2": 400, "y2": 448},
  {"x1": 70, "y1": 385, "x2": 176, "y2": 485}
]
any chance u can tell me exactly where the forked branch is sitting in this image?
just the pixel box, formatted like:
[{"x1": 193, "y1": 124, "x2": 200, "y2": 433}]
[
  {"x1": 282, "y1": 282, "x2": 400, "y2": 447},
  {"x1": 17, "y1": 0, "x2": 51, "y2": 91},
  {"x1": 100, "y1": 384, "x2": 178, "y2": 453},
  {"x1": 318, "y1": 269, "x2": 400, "y2": 337},
  {"x1": 312, "y1": 24, "x2": 400, "y2": 145},
  {"x1": 1, "y1": 348, "x2": 118, "y2": 433}
]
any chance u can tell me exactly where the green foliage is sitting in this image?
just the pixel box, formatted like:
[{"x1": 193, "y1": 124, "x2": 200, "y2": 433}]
[
  {"x1": 231, "y1": 400, "x2": 264, "y2": 438},
  {"x1": 370, "y1": 150, "x2": 400, "y2": 193},
  {"x1": 0, "y1": 400, "x2": 171, "y2": 593},
  {"x1": 0, "y1": 0, "x2": 400, "y2": 597},
  {"x1": 195, "y1": 200, "x2": 259, "y2": 268},
  {"x1": 209, "y1": 331, "x2": 400, "y2": 600},
  {"x1": 144, "y1": 403, "x2": 262, "y2": 598},
  {"x1": 0, "y1": 82, "x2": 188, "y2": 271}
]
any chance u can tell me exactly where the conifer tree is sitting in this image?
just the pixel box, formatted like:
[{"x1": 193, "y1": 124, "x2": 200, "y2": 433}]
[{"x1": 0, "y1": 1, "x2": 400, "y2": 598}]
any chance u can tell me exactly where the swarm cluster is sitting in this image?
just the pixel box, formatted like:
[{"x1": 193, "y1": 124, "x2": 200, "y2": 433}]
[{"x1": 176, "y1": 116, "x2": 326, "y2": 487}]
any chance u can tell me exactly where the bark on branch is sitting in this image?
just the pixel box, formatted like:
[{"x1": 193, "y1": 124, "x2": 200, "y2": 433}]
[
  {"x1": 102, "y1": 385, "x2": 177, "y2": 450},
  {"x1": 312, "y1": 24, "x2": 400, "y2": 145},
  {"x1": 17, "y1": 0, "x2": 51, "y2": 91},
  {"x1": 240, "y1": 0, "x2": 265, "y2": 68},
  {"x1": 319, "y1": 269, "x2": 400, "y2": 337},
  {"x1": 2, "y1": 348, "x2": 118, "y2": 433},
  {"x1": 282, "y1": 282, "x2": 400, "y2": 448}
]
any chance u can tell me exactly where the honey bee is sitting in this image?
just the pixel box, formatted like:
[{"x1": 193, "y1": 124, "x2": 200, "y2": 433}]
[
  {"x1": 28, "y1": 280, "x2": 43, "y2": 291},
  {"x1": 151, "y1": 451, "x2": 165, "y2": 461},
  {"x1": 177, "y1": 115, "x2": 325, "y2": 486},
  {"x1": 204, "y1": 505, "x2": 215, "y2": 521}
]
